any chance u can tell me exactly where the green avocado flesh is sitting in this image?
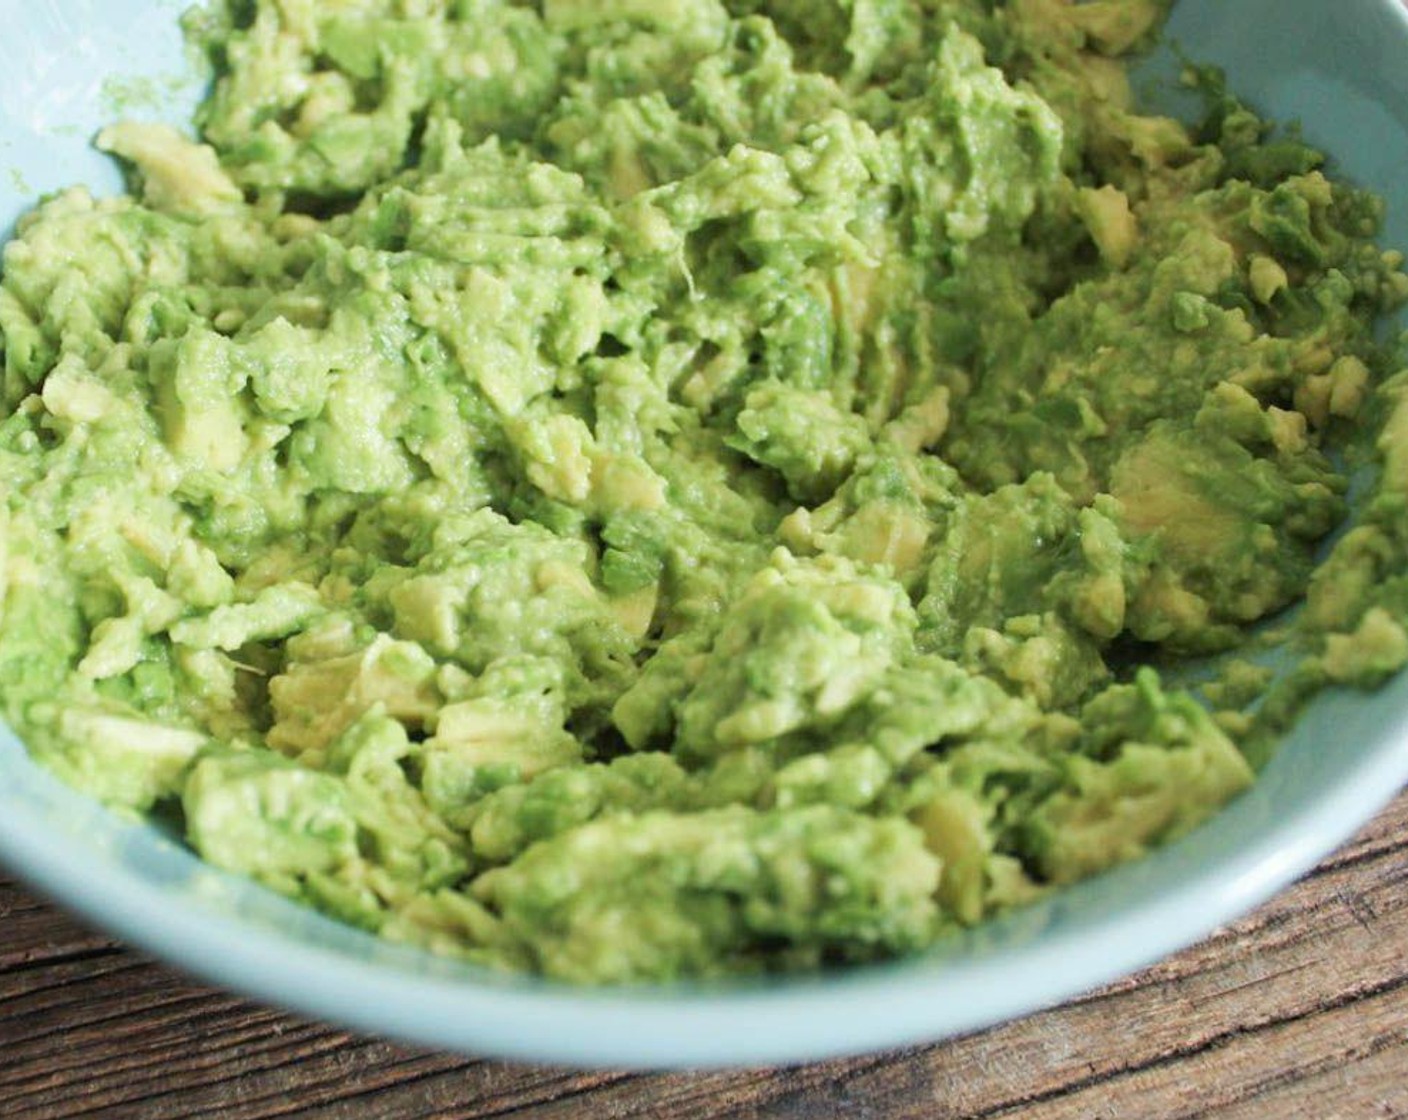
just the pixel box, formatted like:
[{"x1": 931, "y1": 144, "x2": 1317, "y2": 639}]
[{"x1": 2, "y1": 0, "x2": 1408, "y2": 982}]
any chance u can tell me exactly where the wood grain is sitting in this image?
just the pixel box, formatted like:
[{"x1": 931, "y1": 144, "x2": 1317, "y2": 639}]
[{"x1": 1, "y1": 791, "x2": 1406, "y2": 1120}]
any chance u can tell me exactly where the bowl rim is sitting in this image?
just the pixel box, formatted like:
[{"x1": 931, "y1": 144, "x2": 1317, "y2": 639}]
[{"x1": 3, "y1": 711, "x2": 1407, "y2": 1069}]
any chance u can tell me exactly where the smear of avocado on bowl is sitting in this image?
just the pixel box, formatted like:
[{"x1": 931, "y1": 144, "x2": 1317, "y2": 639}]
[{"x1": 2, "y1": 0, "x2": 1408, "y2": 1031}]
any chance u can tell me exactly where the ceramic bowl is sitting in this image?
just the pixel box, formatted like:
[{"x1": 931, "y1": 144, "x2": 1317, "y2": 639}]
[{"x1": 2, "y1": 0, "x2": 1407, "y2": 1069}]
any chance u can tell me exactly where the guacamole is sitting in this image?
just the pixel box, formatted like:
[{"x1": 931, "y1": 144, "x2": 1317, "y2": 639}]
[{"x1": 2, "y1": 0, "x2": 1407, "y2": 982}]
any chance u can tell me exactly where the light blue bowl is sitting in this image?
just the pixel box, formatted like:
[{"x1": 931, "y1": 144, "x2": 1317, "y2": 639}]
[{"x1": 2, "y1": 0, "x2": 1408, "y2": 1070}]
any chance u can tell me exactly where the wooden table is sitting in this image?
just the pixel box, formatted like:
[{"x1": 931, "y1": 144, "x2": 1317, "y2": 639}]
[{"x1": 2, "y1": 791, "x2": 1405, "y2": 1119}]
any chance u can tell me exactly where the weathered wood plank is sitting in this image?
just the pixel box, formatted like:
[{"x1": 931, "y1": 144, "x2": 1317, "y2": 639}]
[
  {"x1": 0, "y1": 880, "x2": 117, "y2": 972},
  {"x1": 992, "y1": 980, "x2": 1408, "y2": 1120},
  {"x1": 1212, "y1": 1029, "x2": 1408, "y2": 1120},
  {"x1": 0, "y1": 790, "x2": 1403, "y2": 1120}
]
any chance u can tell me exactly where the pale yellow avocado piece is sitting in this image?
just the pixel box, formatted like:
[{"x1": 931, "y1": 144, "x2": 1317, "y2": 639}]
[
  {"x1": 884, "y1": 386, "x2": 951, "y2": 453},
  {"x1": 509, "y1": 413, "x2": 596, "y2": 505},
  {"x1": 267, "y1": 634, "x2": 441, "y2": 757},
  {"x1": 40, "y1": 357, "x2": 122, "y2": 424},
  {"x1": 1064, "y1": 0, "x2": 1165, "y2": 55},
  {"x1": 1077, "y1": 185, "x2": 1138, "y2": 267},
  {"x1": 78, "y1": 574, "x2": 185, "y2": 680},
  {"x1": 54, "y1": 710, "x2": 207, "y2": 810},
  {"x1": 912, "y1": 787, "x2": 992, "y2": 925},
  {"x1": 1322, "y1": 607, "x2": 1408, "y2": 685},
  {"x1": 1111, "y1": 437, "x2": 1236, "y2": 565},
  {"x1": 1377, "y1": 374, "x2": 1408, "y2": 493},
  {"x1": 1248, "y1": 254, "x2": 1288, "y2": 305},
  {"x1": 425, "y1": 697, "x2": 581, "y2": 779},
  {"x1": 96, "y1": 122, "x2": 243, "y2": 216},
  {"x1": 149, "y1": 330, "x2": 251, "y2": 471}
]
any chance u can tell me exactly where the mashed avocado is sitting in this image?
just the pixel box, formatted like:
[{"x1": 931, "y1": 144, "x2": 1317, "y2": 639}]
[{"x1": 2, "y1": 0, "x2": 1407, "y2": 982}]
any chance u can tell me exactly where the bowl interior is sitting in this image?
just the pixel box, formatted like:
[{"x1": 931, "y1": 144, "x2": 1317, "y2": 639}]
[{"x1": 2, "y1": 0, "x2": 1408, "y2": 1069}]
